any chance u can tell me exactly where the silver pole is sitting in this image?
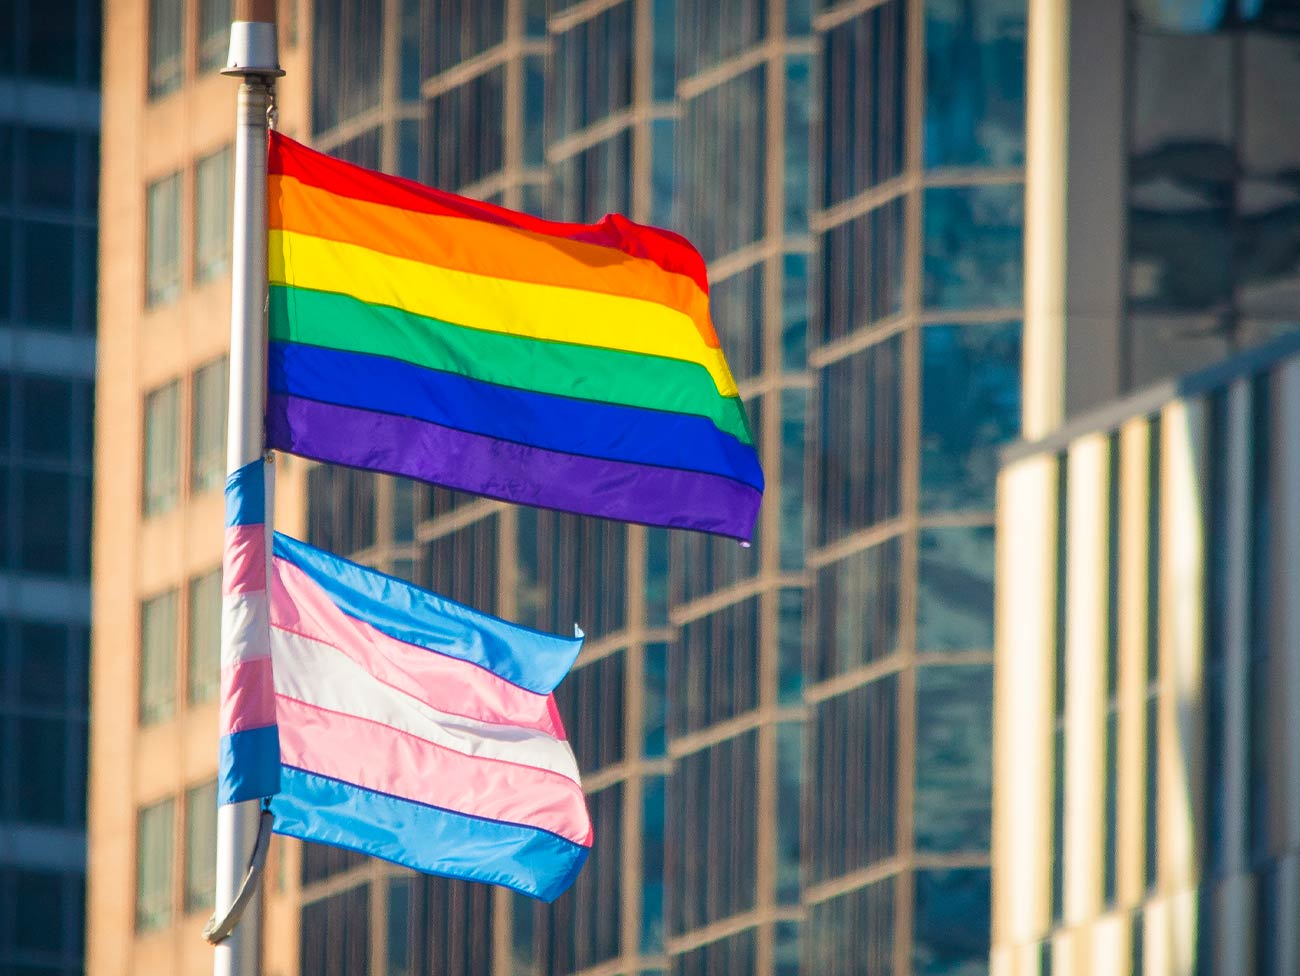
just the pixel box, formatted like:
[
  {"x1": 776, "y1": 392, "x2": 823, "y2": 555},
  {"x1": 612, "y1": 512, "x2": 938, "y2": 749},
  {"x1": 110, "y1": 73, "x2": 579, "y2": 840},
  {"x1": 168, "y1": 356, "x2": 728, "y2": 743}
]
[{"x1": 217, "y1": 7, "x2": 281, "y2": 976}]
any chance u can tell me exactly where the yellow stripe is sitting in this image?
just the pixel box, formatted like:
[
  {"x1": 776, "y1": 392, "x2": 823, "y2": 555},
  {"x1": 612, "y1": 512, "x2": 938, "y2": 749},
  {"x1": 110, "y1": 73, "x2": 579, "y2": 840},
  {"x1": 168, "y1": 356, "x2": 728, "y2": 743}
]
[{"x1": 270, "y1": 229, "x2": 740, "y2": 398}]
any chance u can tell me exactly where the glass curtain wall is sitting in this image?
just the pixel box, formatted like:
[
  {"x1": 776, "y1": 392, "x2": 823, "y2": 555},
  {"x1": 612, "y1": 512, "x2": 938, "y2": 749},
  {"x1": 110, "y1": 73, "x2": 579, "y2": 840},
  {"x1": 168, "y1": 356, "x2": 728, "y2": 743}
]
[{"x1": 299, "y1": 1, "x2": 1024, "y2": 974}]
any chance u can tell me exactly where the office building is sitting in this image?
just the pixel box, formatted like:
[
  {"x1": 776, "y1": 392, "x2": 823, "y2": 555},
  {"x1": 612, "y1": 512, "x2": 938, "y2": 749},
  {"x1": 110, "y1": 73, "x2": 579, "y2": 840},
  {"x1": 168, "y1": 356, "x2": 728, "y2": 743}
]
[
  {"x1": 89, "y1": 2, "x2": 310, "y2": 974},
  {"x1": 0, "y1": 2, "x2": 100, "y2": 974},
  {"x1": 991, "y1": 1, "x2": 1300, "y2": 973},
  {"x1": 92, "y1": 1, "x2": 1028, "y2": 973}
]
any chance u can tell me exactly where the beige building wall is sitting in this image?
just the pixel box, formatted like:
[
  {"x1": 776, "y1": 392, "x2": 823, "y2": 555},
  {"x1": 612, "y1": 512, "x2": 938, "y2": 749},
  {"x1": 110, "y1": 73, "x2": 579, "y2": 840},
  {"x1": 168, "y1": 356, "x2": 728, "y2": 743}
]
[{"x1": 90, "y1": 3, "x2": 309, "y2": 974}]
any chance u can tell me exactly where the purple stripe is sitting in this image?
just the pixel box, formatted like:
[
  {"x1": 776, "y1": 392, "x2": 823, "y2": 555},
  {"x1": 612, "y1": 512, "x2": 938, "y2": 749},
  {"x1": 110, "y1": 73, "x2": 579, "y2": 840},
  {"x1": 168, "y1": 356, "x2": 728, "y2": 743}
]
[{"x1": 266, "y1": 394, "x2": 761, "y2": 542}]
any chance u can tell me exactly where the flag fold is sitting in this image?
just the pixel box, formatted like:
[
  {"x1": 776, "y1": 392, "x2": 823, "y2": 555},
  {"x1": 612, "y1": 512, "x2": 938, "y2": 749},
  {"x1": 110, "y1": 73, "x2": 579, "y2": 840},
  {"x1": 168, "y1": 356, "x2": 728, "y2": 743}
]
[
  {"x1": 265, "y1": 132, "x2": 764, "y2": 542},
  {"x1": 255, "y1": 531, "x2": 590, "y2": 901}
]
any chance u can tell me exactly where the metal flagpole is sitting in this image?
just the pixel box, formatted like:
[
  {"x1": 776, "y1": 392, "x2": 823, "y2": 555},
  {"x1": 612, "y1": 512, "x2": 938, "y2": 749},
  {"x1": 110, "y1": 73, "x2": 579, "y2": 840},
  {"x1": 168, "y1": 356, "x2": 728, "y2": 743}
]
[{"x1": 214, "y1": 4, "x2": 281, "y2": 975}]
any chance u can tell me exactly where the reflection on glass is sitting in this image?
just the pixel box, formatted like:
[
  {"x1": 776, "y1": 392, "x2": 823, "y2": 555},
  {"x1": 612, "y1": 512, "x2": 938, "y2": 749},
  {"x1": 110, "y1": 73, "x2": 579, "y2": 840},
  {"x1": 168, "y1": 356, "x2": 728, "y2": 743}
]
[
  {"x1": 312, "y1": 0, "x2": 384, "y2": 136},
  {"x1": 668, "y1": 732, "x2": 759, "y2": 931},
  {"x1": 670, "y1": 597, "x2": 760, "y2": 736},
  {"x1": 644, "y1": 641, "x2": 667, "y2": 756},
  {"x1": 424, "y1": 67, "x2": 507, "y2": 191},
  {"x1": 920, "y1": 322, "x2": 1021, "y2": 512},
  {"x1": 785, "y1": 54, "x2": 811, "y2": 231},
  {"x1": 818, "y1": 196, "x2": 905, "y2": 343},
  {"x1": 917, "y1": 526, "x2": 996, "y2": 651},
  {"x1": 915, "y1": 665, "x2": 993, "y2": 852},
  {"x1": 422, "y1": 0, "x2": 506, "y2": 77},
  {"x1": 775, "y1": 920, "x2": 801, "y2": 976},
  {"x1": 676, "y1": 0, "x2": 767, "y2": 79},
  {"x1": 815, "y1": 336, "x2": 903, "y2": 543},
  {"x1": 654, "y1": 0, "x2": 675, "y2": 100},
  {"x1": 711, "y1": 263, "x2": 764, "y2": 381},
  {"x1": 808, "y1": 677, "x2": 897, "y2": 882},
  {"x1": 781, "y1": 387, "x2": 807, "y2": 570},
  {"x1": 822, "y1": 1, "x2": 906, "y2": 205},
  {"x1": 924, "y1": 0, "x2": 1026, "y2": 167},
  {"x1": 551, "y1": 2, "x2": 634, "y2": 140},
  {"x1": 776, "y1": 721, "x2": 803, "y2": 903},
  {"x1": 778, "y1": 588, "x2": 804, "y2": 704},
  {"x1": 680, "y1": 64, "x2": 767, "y2": 260},
  {"x1": 923, "y1": 184, "x2": 1024, "y2": 309},
  {"x1": 813, "y1": 537, "x2": 901, "y2": 681},
  {"x1": 912, "y1": 868, "x2": 991, "y2": 976},
  {"x1": 783, "y1": 252, "x2": 809, "y2": 369},
  {"x1": 808, "y1": 877, "x2": 894, "y2": 976},
  {"x1": 650, "y1": 118, "x2": 677, "y2": 229},
  {"x1": 551, "y1": 130, "x2": 633, "y2": 223},
  {"x1": 641, "y1": 775, "x2": 666, "y2": 952}
]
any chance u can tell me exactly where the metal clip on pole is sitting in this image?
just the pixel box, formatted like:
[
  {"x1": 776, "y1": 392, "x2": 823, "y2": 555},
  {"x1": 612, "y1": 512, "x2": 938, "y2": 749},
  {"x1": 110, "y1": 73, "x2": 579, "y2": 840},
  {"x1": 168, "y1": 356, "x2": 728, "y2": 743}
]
[{"x1": 202, "y1": 807, "x2": 274, "y2": 946}]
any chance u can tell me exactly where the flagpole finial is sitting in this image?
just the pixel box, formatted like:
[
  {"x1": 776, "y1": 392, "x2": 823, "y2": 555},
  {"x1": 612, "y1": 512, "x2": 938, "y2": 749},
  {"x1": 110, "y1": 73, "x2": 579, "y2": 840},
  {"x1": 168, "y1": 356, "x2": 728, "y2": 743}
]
[{"x1": 223, "y1": 0, "x2": 284, "y2": 78}]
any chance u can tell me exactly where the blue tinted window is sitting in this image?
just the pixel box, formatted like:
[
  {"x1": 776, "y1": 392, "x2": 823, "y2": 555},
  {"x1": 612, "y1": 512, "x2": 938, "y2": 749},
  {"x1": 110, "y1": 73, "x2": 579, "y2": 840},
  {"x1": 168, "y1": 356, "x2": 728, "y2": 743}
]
[
  {"x1": 818, "y1": 196, "x2": 905, "y2": 344},
  {"x1": 915, "y1": 665, "x2": 994, "y2": 852},
  {"x1": 551, "y1": 1, "x2": 634, "y2": 139},
  {"x1": 424, "y1": 66, "x2": 506, "y2": 191},
  {"x1": 710, "y1": 263, "x2": 764, "y2": 381},
  {"x1": 669, "y1": 597, "x2": 760, "y2": 736},
  {"x1": 822, "y1": 1, "x2": 907, "y2": 205},
  {"x1": 917, "y1": 526, "x2": 997, "y2": 651},
  {"x1": 668, "y1": 733, "x2": 759, "y2": 931},
  {"x1": 813, "y1": 537, "x2": 902, "y2": 681},
  {"x1": 677, "y1": 0, "x2": 766, "y2": 78},
  {"x1": 781, "y1": 387, "x2": 807, "y2": 570},
  {"x1": 680, "y1": 64, "x2": 767, "y2": 260},
  {"x1": 816, "y1": 337, "x2": 903, "y2": 542},
  {"x1": 920, "y1": 322, "x2": 1022, "y2": 511},
  {"x1": 23, "y1": 221, "x2": 76, "y2": 328},
  {"x1": 551, "y1": 129, "x2": 633, "y2": 222},
  {"x1": 808, "y1": 678, "x2": 897, "y2": 882},
  {"x1": 782, "y1": 251, "x2": 808, "y2": 369},
  {"x1": 653, "y1": 0, "x2": 675, "y2": 99},
  {"x1": 776, "y1": 721, "x2": 803, "y2": 903},
  {"x1": 785, "y1": 54, "x2": 811, "y2": 230},
  {"x1": 923, "y1": 184, "x2": 1024, "y2": 309},
  {"x1": 641, "y1": 775, "x2": 665, "y2": 951},
  {"x1": 924, "y1": 0, "x2": 1026, "y2": 167},
  {"x1": 913, "y1": 868, "x2": 992, "y2": 975},
  {"x1": 808, "y1": 877, "x2": 894, "y2": 975}
]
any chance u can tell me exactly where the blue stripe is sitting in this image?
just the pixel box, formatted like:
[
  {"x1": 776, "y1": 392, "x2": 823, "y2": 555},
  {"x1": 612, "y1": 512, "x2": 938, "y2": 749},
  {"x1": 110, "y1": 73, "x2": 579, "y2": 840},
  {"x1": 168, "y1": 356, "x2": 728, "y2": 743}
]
[
  {"x1": 267, "y1": 341, "x2": 764, "y2": 491},
  {"x1": 271, "y1": 532, "x2": 583, "y2": 695},
  {"x1": 271, "y1": 767, "x2": 589, "y2": 902},
  {"x1": 219, "y1": 726, "x2": 281, "y2": 804},
  {"x1": 225, "y1": 460, "x2": 266, "y2": 528}
]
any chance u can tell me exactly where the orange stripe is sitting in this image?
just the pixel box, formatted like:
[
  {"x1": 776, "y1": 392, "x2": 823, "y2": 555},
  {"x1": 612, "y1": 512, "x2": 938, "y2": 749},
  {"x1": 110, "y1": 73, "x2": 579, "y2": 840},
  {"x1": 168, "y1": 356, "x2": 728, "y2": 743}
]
[{"x1": 269, "y1": 174, "x2": 721, "y2": 348}]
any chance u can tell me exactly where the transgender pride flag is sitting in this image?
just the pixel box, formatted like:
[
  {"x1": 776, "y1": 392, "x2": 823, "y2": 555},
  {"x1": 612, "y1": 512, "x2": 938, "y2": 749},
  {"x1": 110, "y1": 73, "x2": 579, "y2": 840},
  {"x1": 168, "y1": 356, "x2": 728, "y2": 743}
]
[{"x1": 218, "y1": 462, "x2": 591, "y2": 901}]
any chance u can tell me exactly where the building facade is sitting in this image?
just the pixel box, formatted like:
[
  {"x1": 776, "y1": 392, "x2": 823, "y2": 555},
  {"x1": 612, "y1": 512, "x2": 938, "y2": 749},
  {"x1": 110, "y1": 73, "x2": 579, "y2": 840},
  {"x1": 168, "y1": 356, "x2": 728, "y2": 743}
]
[
  {"x1": 0, "y1": 2, "x2": 100, "y2": 974},
  {"x1": 89, "y1": 2, "x2": 310, "y2": 974},
  {"x1": 992, "y1": 1, "x2": 1300, "y2": 973},
  {"x1": 92, "y1": 1, "x2": 1027, "y2": 974}
]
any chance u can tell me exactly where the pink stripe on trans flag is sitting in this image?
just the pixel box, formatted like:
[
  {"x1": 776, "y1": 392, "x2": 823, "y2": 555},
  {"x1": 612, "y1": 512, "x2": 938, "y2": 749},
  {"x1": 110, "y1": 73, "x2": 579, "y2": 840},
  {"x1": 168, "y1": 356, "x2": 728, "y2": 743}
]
[
  {"x1": 270, "y1": 556, "x2": 565, "y2": 737},
  {"x1": 220, "y1": 657, "x2": 277, "y2": 735},
  {"x1": 223, "y1": 524, "x2": 268, "y2": 595},
  {"x1": 275, "y1": 695, "x2": 592, "y2": 845}
]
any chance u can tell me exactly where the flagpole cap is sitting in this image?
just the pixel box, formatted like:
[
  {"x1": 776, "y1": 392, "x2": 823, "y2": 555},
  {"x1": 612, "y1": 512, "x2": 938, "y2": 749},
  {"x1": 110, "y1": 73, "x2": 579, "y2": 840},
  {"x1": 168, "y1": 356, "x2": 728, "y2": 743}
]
[{"x1": 223, "y1": 20, "x2": 285, "y2": 77}]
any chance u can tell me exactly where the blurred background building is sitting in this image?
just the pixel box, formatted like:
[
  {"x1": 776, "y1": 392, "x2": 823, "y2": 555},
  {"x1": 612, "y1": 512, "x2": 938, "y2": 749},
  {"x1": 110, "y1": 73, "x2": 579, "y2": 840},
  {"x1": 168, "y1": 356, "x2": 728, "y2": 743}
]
[
  {"x1": 0, "y1": 2, "x2": 100, "y2": 975},
  {"x1": 992, "y1": 0, "x2": 1300, "y2": 974},
  {"x1": 94, "y1": 0, "x2": 1024, "y2": 974}
]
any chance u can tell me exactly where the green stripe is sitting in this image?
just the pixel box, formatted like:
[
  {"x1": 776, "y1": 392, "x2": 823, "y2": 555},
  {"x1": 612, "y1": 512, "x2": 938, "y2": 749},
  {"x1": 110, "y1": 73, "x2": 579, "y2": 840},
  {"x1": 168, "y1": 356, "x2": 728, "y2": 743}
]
[{"x1": 269, "y1": 285, "x2": 755, "y2": 446}]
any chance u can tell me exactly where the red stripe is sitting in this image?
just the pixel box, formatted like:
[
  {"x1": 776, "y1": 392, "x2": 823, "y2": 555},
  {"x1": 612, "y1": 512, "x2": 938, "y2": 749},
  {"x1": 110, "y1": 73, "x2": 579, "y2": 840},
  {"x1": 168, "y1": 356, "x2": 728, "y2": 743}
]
[{"x1": 268, "y1": 132, "x2": 710, "y2": 296}]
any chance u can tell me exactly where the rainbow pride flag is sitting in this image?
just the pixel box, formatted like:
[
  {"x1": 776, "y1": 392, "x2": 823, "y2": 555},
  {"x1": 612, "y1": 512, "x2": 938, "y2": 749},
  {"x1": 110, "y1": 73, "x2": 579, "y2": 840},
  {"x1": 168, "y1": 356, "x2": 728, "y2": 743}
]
[{"x1": 265, "y1": 133, "x2": 763, "y2": 542}]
